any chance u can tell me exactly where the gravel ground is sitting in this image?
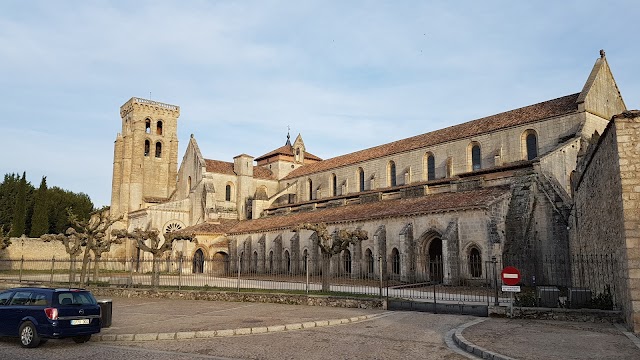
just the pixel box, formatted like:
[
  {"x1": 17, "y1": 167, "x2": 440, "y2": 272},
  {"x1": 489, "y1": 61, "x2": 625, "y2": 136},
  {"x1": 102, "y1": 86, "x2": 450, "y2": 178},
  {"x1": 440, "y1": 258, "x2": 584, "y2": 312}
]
[
  {"x1": 110, "y1": 311, "x2": 473, "y2": 360},
  {"x1": 463, "y1": 318, "x2": 640, "y2": 360}
]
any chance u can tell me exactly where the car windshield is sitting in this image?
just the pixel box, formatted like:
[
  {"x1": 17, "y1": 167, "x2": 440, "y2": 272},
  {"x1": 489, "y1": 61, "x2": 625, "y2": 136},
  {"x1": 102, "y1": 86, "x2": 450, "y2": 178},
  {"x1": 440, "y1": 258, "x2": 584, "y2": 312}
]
[{"x1": 57, "y1": 291, "x2": 97, "y2": 305}]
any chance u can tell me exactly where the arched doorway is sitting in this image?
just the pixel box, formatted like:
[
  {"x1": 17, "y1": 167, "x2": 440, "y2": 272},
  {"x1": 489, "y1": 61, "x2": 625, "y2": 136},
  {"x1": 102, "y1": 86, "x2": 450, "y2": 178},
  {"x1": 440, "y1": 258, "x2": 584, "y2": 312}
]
[
  {"x1": 427, "y1": 238, "x2": 444, "y2": 283},
  {"x1": 193, "y1": 249, "x2": 204, "y2": 274},
  {"x1": 211, "y1": 251, "x2": 229, "y2": 275}
]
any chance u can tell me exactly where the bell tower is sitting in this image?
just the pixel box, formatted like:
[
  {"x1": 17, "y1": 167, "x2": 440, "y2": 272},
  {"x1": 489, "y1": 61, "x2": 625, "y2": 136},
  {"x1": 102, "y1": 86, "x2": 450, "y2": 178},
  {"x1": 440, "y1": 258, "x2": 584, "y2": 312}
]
[{"x1": 110, "y1": 97, "x2": 180, "y2": 220}]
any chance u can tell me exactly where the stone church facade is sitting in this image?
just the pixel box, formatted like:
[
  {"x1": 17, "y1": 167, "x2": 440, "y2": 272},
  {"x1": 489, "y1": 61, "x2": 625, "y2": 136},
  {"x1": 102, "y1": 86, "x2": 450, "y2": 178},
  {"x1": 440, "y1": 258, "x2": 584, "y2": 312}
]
[{"x1": 108, "y1": 54, "x2": 626, "y2": 291}]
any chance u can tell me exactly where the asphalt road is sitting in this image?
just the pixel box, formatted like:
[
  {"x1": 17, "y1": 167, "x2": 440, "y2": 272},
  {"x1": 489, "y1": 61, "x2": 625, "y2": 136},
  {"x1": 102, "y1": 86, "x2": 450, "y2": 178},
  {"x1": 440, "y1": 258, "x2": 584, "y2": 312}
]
[{"x1": 0, "y1": 311, "x2": 472, "y2": 360}]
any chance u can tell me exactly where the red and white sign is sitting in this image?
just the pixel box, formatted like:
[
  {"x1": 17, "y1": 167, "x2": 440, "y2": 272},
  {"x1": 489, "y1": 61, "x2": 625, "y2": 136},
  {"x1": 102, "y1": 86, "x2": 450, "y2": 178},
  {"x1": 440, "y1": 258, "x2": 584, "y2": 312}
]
[{"x1": 501, "y1": 266, "x2": 521, "y2": 286}]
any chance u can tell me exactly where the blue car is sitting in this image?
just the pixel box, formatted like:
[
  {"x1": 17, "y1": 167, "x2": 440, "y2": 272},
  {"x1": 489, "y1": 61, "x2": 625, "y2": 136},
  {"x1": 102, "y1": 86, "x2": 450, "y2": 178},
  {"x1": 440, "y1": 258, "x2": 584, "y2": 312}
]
[{"x1": 0, "y1": 287, "x2": 101, "y2": 347}]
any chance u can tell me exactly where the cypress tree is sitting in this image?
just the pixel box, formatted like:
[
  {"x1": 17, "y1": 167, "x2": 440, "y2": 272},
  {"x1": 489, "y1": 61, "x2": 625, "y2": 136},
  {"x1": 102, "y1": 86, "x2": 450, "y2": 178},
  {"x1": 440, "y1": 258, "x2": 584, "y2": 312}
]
[
  {"x1": 9, "y1": 172, "x2": 27, "y2": 237},
  {"x1": 0, "y1": 173, "x2": 20, "y2": 231},
  {"x1": 30, "y1": 176, "x2": 49, "y2": 237}
]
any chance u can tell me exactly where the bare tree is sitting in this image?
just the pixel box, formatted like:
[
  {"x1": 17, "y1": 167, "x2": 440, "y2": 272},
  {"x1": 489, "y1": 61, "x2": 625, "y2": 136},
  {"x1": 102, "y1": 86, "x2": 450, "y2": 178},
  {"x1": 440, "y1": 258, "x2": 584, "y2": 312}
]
[
  {"x1": 293, "y1": 223, "x2": 367, "y2": 292},
  {"x1": 67, "y1": 207, "x2": 122, "y2": 284},
  {"x1": 42, "y1": 228, "x2": 84, "y2": 283},
  {"x1": 42, "y1": 207, "x2": 122, "y2": 284},
  {"x1": 89, "y1": 230, "x2": 124, "y2": 281},
  {"x1": 112, "y1": 228, "x2": 195, "y2": 288}
]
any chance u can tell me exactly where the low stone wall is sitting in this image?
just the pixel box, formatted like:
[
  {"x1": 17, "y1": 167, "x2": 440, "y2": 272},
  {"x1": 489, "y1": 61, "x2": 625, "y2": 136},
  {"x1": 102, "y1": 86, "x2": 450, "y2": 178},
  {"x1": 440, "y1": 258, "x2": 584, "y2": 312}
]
[
  {"x1": 88, "y1": 288, "x2": 385, "y2": 309},
  {"x1": 489, "y1": 305, "x2": 622, "y2": 323}
]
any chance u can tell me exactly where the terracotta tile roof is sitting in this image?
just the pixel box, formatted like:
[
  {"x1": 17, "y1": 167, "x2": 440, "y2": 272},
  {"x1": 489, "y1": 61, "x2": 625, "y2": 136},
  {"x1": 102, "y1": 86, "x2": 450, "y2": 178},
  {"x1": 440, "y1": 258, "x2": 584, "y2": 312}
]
[
  {"x1": 204, "y1": 159, "x2": 275, "y2": 180},
  {"x1": 227, "y1": 186, "x2": 510, "y2": 235},
  {"x1": 253, "y1": 167, "x2": 276, "y2": 180},
  {"x1": 176, "y1": 220, "x2": 240, "y2": 235},
  {"x1": 284, "y1": 94, "x2": 579, "y2": 180},
  {"x1": 255, "y1": 144, "x2": 322, "y2": 162}
]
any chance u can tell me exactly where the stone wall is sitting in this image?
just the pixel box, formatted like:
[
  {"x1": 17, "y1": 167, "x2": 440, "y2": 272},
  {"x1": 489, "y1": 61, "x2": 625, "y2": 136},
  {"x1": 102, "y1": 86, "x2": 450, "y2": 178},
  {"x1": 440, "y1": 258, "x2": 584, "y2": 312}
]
[
  {"x1": 295, "y1": 112, "x2": 584, "y2": 202},
  {"x1": 1, "y1": 237, "x2": 68, "y2": 260},
  {"x1": 573, "y1": 110, "x2": 640, "y2": 333}
]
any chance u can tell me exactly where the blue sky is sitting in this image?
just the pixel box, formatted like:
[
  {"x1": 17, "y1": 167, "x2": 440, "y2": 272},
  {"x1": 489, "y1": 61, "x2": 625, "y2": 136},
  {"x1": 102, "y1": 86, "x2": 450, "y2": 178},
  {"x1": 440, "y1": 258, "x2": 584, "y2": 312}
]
[{"x1": 1, "y1": 0, "x2": 638, "y2": 207}]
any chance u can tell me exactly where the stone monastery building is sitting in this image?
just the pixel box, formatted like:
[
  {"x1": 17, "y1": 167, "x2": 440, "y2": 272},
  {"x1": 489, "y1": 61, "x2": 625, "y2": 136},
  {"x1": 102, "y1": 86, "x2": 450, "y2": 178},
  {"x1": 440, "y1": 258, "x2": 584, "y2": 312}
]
[{"x1": 109, "y1": 53, "x2": 625, "y2": 286}]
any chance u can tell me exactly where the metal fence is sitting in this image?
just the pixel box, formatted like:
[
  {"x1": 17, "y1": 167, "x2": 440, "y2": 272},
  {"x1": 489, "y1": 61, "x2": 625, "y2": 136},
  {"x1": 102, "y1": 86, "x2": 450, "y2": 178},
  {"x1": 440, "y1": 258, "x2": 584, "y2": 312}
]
[{"x1": 0, "y1": 253, "x2": 618, "y2": 310}]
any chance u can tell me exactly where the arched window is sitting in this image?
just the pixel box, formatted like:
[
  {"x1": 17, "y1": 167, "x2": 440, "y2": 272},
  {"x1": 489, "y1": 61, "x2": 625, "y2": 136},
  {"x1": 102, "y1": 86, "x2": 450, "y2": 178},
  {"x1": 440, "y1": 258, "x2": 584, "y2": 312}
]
[
  {"x1": 332, "y1": 174, "x2": 337, "y2": 196},
  {"x1": 308, "y1": 179, "x2": 313, "y2": 201},
  {"x1": 365, "y1": 248, "x2": 374, "y2": 274},
  {"x1": 284, "y1": 250, "x2": 291, "y2": 273},
  {"x1": 425, "y1": 153, "x2": 436, "y2": 181},
  {"x1": 188, "y1": 176, "x2": 192, "y2": 191},
  {"x1": 144, "y1": 140, "x2": 150, "y2": 157},
  {"x1": 391, "y1": 248, "x2": 400, "y2": 275},
  {"x1": 225, "y1": 184, "x2": 232, "y2": 201},
  {"x1": 388, "y1": 161, "x2": 397, "y2": 187},
  {"x1": 155, "y1": 142, "x2": 162, "y2": 158},
  {"x1": 523, "y1": 130, "x2": 538, "y2": 160},
  {"x1": 269, "y1": 251, "x2": 274, "y2": 273},
  {"x1": 469, "y1": 247, "x2": 482, "y2": 277},
  {"x1": 358, "y1": 168, "x2": 365, "y2": 192},
  {"x1": 303, "y1": 249, "x2": 308, "y2": 273},
  {"x1": 446, "y1": 157, "x2": 452, "y2": 178},
  {"x1": 145, "y1": 119, "x2": 151, "y2": 134},
  {"x1": 343, "y1": 249, "x2": 352, "y2": 275},
  {"x1": 526, "y1": 133, "x2": 538, "y2": 160},
  {"x1": 469, "y1": 142, "x2": 481, "y2": 171},
  {"x1": 156, "y1": 121, "x2": 163, "y2": 135},
  {"x1": 252, "y1": 251, "x2": 258, "y2": 272}
]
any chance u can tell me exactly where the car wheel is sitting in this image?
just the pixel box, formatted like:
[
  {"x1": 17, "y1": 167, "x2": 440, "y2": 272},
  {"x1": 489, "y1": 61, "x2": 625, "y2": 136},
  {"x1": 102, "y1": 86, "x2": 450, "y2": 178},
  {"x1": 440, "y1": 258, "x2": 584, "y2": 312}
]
[
  {"x1": 19, "y1": 321, "x2": 41, "y2": 348},
  {"x1": 72, "y1": 335, "x2": 91, "y2": 343}
]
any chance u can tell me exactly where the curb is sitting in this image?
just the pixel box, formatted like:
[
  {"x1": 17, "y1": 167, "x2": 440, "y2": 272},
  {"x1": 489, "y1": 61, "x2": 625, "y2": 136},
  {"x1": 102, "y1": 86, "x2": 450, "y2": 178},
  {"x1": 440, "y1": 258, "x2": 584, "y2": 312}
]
[
  {"x1": 614, "y1": 323, "x2": 640, "y2": 350},
  {"x1": 91, "y1": 314, "x2": 379, "y2": 342},
  {"x1": 451, "y1": 318, "x2": 516, "y2": 360}
]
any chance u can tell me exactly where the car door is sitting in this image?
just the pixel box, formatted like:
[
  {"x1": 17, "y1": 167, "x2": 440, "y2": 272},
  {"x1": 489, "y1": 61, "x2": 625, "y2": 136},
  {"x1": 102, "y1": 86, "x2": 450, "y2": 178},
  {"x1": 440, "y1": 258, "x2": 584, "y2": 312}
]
[
  {"x1": 0, "y1": 290, "x2": 15, "y2": 336},
  {"x1": 3, "y1": 290, "x2": 32, "y2": 336}
]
